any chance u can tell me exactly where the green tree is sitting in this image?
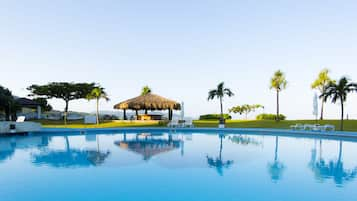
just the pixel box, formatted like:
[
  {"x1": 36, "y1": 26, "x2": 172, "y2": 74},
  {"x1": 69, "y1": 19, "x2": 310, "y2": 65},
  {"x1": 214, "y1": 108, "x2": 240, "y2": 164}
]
[
  {"x1": 141, "y1": 85, "x2": 152, "y2": 95},
  {"x1": 229, "y1": 104, "x2": 264, "y2": 119},
  {"x1": 33, "y1": 97, "x2": 53, "y2": 112},
  {"x1": 320, "y1": 77, "x2": 357, "y2": 131},
  {"x1": 0, "y1": 85, "x2": 17, "y2": 120},
  {"x1": 270, "y1": 70, "x2": 287, "y2": 121},
  {"x1": 86, "y1": 87, "x2": 110, "y2": 124},
  {"x1": 311, "y1": 69, "x2": 335, "y2": 120},
  {"x1": 208, "y1": 82, "x2": 234, "y2": 124},
  {"x1": 27, "y1": 82, "x2": 96, "y2": 124}
]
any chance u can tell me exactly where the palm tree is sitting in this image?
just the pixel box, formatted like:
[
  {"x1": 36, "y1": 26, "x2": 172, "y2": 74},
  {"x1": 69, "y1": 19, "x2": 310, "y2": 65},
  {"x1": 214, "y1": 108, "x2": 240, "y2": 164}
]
[
  {"x1": 270, "y1": 70, "x2": 287, "y2": 121},
  {"x1": 311, "y1": 69, "x2": 335, "y2": 120},
  {"x1": 86, "y1": 87, "x2": 110, "y2": 124},
  {"x1": 207, "y1": 82, "x2": 234, "y2": 124},
  {"x1": 141, "y1": 85, "x2": 152, "y2": 95},
  {"x1": 320, "y1": 77, "x2": 357, "y2": 131},
  {"x1": 141, "y1": 86, "x2": 152, "y2": 114}
]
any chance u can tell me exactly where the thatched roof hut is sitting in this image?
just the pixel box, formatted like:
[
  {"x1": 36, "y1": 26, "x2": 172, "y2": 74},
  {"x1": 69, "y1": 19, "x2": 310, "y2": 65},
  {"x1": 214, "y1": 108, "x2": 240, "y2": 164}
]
[
  {"x1": 113, "y1": 93, "x2": 181, "y2": 120},
  {"x1": 114, "y1": 93, "x2": 181, "y2": 110}
]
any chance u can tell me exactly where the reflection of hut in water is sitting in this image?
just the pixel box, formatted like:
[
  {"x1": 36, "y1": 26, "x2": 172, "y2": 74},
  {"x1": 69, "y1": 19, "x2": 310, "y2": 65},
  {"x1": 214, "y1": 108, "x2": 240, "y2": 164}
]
[{"x1": 115, "y1": 134, "x2": 182, "y2": 160}]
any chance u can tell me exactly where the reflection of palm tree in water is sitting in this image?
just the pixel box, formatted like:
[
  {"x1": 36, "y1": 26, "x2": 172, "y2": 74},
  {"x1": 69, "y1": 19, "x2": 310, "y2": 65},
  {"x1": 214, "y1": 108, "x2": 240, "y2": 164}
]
[
  {"x1": 309, "y1": 140, "x2": 357, "y2": 186},
  {"x1": 87, "y1": 135, "x2": 111, "y2": 165},
  {"x1": 66, "y1": 135, "x2": 110, "y2": 165},
  {"x1": 268, "y1": 136, "x2": 285, "y2": 182},
  {"x1": 206, "y1": 134, "x2": 233, "y2": 176}
]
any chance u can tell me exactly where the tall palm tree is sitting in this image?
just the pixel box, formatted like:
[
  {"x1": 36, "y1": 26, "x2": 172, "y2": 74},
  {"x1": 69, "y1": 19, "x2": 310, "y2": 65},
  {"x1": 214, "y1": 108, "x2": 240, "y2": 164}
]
[
  {"x1": 320, "y1": 77, "x2": 357, "y2": 131},
  {"x1": 86, "y1": 87, "x2": 110, "y2": 124},
  {"x1": 270, "y1": 70, "x2": 287, "y2": 121},
  {"x1": 311, "y1": 69, "x2": 335, "y2": 120},
  {"x1": 207, "y1": 82, "x2": 234, "y2": 124}
]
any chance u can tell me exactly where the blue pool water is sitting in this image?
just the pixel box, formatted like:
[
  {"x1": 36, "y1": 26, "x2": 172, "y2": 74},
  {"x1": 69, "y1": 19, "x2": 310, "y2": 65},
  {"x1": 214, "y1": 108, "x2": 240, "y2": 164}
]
[{"x1": 1, "y1": 130, "x2": 357, "y2": 201}]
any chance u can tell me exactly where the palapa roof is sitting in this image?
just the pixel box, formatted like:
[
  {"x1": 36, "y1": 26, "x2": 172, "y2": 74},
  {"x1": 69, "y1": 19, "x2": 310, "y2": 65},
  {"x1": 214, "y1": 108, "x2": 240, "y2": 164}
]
[{"x1": 113, "y1": 93, "x2": 181, "y2": 110}]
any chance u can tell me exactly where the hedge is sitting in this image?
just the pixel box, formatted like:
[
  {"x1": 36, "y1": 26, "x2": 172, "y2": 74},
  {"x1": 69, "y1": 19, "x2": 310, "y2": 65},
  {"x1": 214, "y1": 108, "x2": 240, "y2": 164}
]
[
  {"x1": 256, "y1": 113, "x2": 286, "y2": 120},
  {"x1": 199, "y1": 114, "x2": 232, "y2": 120}
]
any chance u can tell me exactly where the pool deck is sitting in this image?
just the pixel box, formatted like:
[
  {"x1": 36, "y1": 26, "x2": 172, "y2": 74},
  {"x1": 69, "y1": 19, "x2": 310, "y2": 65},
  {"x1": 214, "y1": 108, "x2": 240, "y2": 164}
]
[{"x1": 31, "y1": 127, "x2": 357, "y2": 142}]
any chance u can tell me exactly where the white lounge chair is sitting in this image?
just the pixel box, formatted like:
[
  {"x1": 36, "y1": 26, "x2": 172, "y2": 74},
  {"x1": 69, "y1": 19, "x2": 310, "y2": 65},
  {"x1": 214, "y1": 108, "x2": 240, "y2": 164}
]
[
  {"x1": 183, "y1": 118, "x2": 194, "y2": 128},
  {"x1": 16, "y1": 116, "x2": 26, "y2": 123},
  {"x1": 290, "y1": 123, "x2": 303, "y2": 130},
  {"x1": 168, "y1": 119, "x2": 179, "y2": 128},
  {"x1": 321, "y1": 124, "x2": 335, "y2": 132},
  {"x1": 303, "y1": 124, "x2": 315, "y2": 131}
]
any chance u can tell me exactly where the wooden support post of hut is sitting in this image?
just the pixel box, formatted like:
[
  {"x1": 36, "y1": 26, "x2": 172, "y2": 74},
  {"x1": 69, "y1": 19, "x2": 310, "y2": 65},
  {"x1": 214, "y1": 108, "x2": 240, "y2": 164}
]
[
  {"x1": 123, "y1": 109, "x2": 127, "y2": 120},
  {"x1": 113, "y1": 93, "x2": 181, "y2": 121}
]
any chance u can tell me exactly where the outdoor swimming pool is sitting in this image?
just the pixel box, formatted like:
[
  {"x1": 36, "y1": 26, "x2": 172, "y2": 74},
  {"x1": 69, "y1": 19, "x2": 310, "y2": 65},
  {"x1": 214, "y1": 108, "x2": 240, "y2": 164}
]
[{"x1": 1, "y1": 130, "x2": 356, "y2": 201}]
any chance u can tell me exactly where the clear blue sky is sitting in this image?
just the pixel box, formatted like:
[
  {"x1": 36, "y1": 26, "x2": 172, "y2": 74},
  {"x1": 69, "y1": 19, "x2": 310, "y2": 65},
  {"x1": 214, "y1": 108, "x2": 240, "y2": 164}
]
[{"x1": 1, "y1": 0, "x2": 357, "y2": 119}]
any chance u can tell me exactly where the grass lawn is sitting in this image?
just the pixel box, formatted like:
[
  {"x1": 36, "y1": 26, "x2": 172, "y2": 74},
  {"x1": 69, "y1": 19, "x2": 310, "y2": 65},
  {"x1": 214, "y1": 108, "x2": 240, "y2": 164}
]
[
  {"x1": 194, "y1": 119, "x2": 357, "y2": 131},
  {"x1": 35, "y1": 119, "x2": 357, "y2": 132},
  {"x1": 34, "y1": 120, "x2": 163, "y2": 128}
]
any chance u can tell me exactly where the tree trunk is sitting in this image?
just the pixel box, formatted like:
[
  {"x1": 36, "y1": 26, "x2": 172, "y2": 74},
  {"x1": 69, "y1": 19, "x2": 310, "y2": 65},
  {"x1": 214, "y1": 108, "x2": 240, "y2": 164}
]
[
  {"x1": 320, "y1": 100, "x2": 324, "y2": 120},
  {"x1": 96, "y1": 98, "x2": 99, "y2": 125},
  {"x1": 135, "y1": 110, "x2": 138, "y2": 120},
  {"x1": 276, "y1": 90, "x2": 280, "y2": 121},
  {"x1": 5, "y1": 105, "x2": 11, "y2": 121},
  {"x1": 168, "y1": 109, "x2": 173, "y2": 120},
  {"x1": 220, "y1": 97, "x2": 224, "y2": 124},
  {"x1": 340, "y1": 101, "x2": 344, "y2": 131},
  {"x1": 64, "y1": 100, "x2": 69, "y2": 125}
]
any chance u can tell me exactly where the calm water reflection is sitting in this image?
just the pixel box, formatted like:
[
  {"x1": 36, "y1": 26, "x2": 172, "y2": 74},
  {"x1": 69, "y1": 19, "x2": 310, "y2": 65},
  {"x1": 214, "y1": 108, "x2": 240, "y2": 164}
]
[{"x1": 1, "y1": 132, "x2": 357, "y2": 201}]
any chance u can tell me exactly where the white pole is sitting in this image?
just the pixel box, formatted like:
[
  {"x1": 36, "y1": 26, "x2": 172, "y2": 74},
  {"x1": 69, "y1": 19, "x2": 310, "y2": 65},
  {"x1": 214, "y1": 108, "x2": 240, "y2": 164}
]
[{"x1": 37, "y1": 105, "x2": 42, "y2": 119}]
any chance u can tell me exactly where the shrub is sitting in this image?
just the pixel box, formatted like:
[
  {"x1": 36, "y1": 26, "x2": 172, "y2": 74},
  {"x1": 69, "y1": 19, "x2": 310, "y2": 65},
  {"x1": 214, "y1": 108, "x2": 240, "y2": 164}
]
[
  {"x1": 199, "y1": 114, "x2": 232, "y2": 120},
  {"x1": 256, "y1": 113, "x2": 286, "y2": 120},
  {"x1": 158, "y1": 120, "x2": 169, "y2": 126}
]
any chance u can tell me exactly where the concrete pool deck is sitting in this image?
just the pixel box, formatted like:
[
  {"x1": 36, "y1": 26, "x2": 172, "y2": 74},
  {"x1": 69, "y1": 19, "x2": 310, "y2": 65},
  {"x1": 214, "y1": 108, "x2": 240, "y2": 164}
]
[{"x1": 29, "y1": 127, "x2": 357, "y2": 142}]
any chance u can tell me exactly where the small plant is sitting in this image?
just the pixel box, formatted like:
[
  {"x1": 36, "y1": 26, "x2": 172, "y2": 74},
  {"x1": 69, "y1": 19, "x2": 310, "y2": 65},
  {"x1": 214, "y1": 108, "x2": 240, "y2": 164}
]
[{"x1": 158, "y1": 120, "x2": 170, "y2": 126}]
